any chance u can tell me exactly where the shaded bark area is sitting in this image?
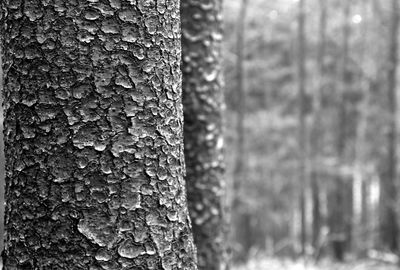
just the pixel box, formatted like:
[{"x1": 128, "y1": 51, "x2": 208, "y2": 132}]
[
  {"x1": 1, "y1": 1, "x2": 198, "y2": 269},
  {"x1": 379, "y1": 0, "x2": 400, "y2": 253},
  {"x1": 181, "y1": 1, "x2": 227, "y2": 269}
]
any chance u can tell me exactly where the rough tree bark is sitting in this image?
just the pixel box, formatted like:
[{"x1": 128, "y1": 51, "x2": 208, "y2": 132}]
[
  {"x1": 0, "y1": 42, "x2": 4, "y2": 253},
  {"x1": 297, "y1": 0, "x2": 307, "y2": 257},
  {"x1": 181, "y1": 1, "x2": 227, "y2": 269},
  {"x1": 1, "y1": 1, "x2": 198, "y2": 269},
  {"x1": 379, "y1": 0, "x2": 400, "y2": 252}
]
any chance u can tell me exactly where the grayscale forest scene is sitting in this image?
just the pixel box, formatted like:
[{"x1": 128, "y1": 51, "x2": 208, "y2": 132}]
[{"x1": 1, "y1": 0, "x2": 400, "y2": 269}]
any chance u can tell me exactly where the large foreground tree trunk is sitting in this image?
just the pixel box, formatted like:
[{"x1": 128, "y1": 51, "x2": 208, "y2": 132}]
[
  {"x1": 0, "y1": 43, "x2": 4, "y2": 253},
  {"x1": 1, "y1": 1, "x2": 198, "y2": 269},
  {"x1": 181, "y1": 1, "x2": 228, "y2": 269}
]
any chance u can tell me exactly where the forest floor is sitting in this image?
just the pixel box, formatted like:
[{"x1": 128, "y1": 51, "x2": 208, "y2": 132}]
[{"x1": 233, "y1": 257, "x2": 399, "y2": 270}]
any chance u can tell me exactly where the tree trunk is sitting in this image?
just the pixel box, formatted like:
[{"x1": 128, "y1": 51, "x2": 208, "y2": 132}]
[
  {"x1": 181, "y1": 1, "x2": 228, "y2": 269},
  {"x1": 330, "y1": 0, "x2": 351, "y2": 261},
  {"x1": 0, "y1": 43, "x2": 4, "y2": 254},
  {"x1": 379, "y1": 0, "x2": 400, "y2": 252},
  {"x1": 297, "y1": 0, "x2": 308, "y2": 257},
  {"x1": 233, "y1": 0, "x2": 247, "y2": 201},
  {"x1": 230, "y1": 0, "x2": 248, "y2": 260},
  {"x1": 352, "y1": 0, "x2": 373, "y2": 254},
  {"x1": 1, "y1": 1, "x2": 198, "y2": 269},
  {"x1": 310, "y1": 0, "x2": 327, "y2": 254}
]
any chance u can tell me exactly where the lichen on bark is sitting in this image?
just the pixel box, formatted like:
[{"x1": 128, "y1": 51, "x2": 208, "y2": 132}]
[
  {"x1": 1, "y1": 0, "x2": 197, "y2": 269},
  {"x1": 181, "y1": 0, "x2": 228, "y2": 269}
]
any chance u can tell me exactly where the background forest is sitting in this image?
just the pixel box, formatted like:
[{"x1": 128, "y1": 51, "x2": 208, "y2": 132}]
[{"x1": 224, "y1": 0, "x2": 400, "y2": 268}]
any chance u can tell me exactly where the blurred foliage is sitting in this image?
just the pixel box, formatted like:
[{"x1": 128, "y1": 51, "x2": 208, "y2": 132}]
[
  {"x1": 233, "y1": 257, "x2": 399, "y2": 270},
  {"x1": 223, "y1": 0, "x2": 396, "y2": 262}
]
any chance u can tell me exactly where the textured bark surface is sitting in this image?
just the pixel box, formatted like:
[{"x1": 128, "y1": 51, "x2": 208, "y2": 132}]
[
  {"x1": 1, "y1": 1, "x2": 198, "y2": 269},
  {"x1": 181, "y1": 1, "x2": 227, "y2": 269},
  {"x1": 0, "y1": 40, "x2": 4, "y2": 254}
]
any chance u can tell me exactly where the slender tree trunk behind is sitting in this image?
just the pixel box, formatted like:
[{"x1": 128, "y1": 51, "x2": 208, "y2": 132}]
[
  {"x1": 181, "y1": 1, "x2": 228, "y2": 269},
  {"x1": 310, "y1": 0, "x2": 327, "y2": 253},
  {"x1": 297, "y1": 0, "x2": 308, "y2": 257},
  {"x1": 353, "y1": 80, "x2": 373, "y2": 253},
  {"x1": 330, "y1": 0, "x2": 351, "y2": 261},
  {"x1": 353, "y1": 0, "x2": 372, "y2": 253},
  {"x1": 233, "y1": 0, "x2": 247, "y2": 199},
  {"x1": 231, "y1": 0, "x2": 248, "y2": 260},
  {"x1": 379, "y1": 0, "x2": 400, "y2": 252},
  {"x1": 1, "y1": 1, "x2": 198, "y2": 269}
]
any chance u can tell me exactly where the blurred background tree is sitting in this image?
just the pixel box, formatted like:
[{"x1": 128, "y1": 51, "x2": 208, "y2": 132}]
[{"x1": 223, "y1": 0, "x2": 400, "y2": 265}]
